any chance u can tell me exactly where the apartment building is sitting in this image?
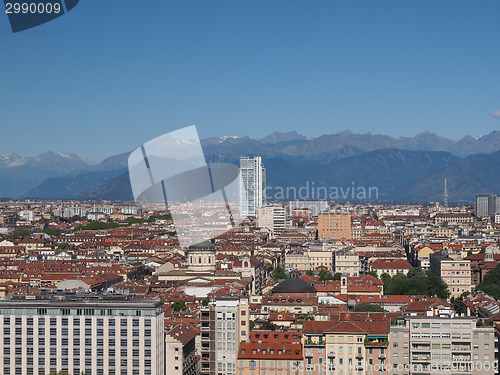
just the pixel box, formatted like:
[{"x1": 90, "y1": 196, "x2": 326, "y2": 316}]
[
  {"x1": 307, "y1": 243, "x2": 334, "y2": 270},
  {"x1": 0, "y1": 297, "x2": 165, "y2": 375},
  {"x1": 165, "y1": 325, "x2": 199, "y2": 375},
  {"x1": 369, "y1": 259, "x2": 413, "y2": 278},
  {"x1": 389, "y1": 316, "x2": 497, "y2": 375},
  {"x1": 237, "y1": 331, "x2": 303, "y2": 375},
  {"x1": 334, "y1": 250, "x2": 360, "y2": 277},
  {"x1": 257, "y1": 204, "x2": 286, "y2": 237},
  {"x1": 303, "y1": 319, "x2": 389, "y2": 375},
  {"x1": 429, "y1": 253, "x2": 472, "y2": 299},
  {"x1": 200, "y1": 296, "x2": 249, "y2": 375},
  {"x1": 318, "y1": 212, "x2": 352, "y2": 240}
]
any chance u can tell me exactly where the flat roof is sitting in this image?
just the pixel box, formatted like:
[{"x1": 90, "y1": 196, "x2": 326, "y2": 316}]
[{"x1": 0, "y1": 299, "x2": 163, "y2": 309}]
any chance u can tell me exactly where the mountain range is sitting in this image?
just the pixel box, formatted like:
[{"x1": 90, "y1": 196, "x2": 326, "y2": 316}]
[{"x1": 3, "y1": 130, "x2": 500, "y2": 203}]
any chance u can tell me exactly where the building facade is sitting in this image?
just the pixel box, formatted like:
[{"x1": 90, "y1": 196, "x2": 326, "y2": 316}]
[
  {"x1": 389, "y1": 316, "x2": 497, "y2": 375},
  {"x1": 0, "y1": 298, "x2": 165, "y2": 375},
  {"x1": 318, "y1": 212, "x2": 352, "y2": 240},
  {"x1": 334, "y1": 251, "x2": 360, "y2": 277},
  {"x1": 200, "y1": 296, "x2": 249, "y2": 375},
  {"x1": 429, "y1": 253, "x2": 472, "y2": 299},
  {"x1": 476, "y1": 194, "x2": 500, "y2": 218},
  {"x1": 238, "y1": 156, "x2": 266, "y2": 217},
  {"x1": 257, "y1": 204, "x2": 286, "y2": 237}
]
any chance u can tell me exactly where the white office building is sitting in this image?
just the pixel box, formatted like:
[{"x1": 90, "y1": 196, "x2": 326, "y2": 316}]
[{"x1": 0, "y1": 298, "x2": 165, "y2": 375}]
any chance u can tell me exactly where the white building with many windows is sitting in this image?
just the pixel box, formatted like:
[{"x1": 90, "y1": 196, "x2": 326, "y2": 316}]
[{"x1": 0, "y1": 297, "x2": 165, "y2": 375}]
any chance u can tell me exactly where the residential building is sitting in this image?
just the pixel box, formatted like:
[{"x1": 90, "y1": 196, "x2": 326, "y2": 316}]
[
  {"x1": 303, "y1": 319, "x2": 390, "y2": 375},
  {"x1": 165, "y1": 325, "x2": 199, "y2": 375},
  {"x1": 238, "y1": 156, "x2": 266, "y2": 217},
  {"x1": 318, "y1": 212, "x2": 351, "y2": 240},
  {"x1": 257, "y1": 204, "x2": 286, "y2": 237},
  {"x1": 429, "y1": 252, "x2": 472, "y2": 299},
  {"x1": 0, "y1": 297, "x2": 165, "y2": 375},
  {"x1": 369, "y1": 258, "x2": 413, "y2": 278},
  {"x1": 306, "y1": 242, "x2": 334, "y2": 271},
  {"x1": 476, "y1": 194, "x2": 500, "y2": 217},
  {"x1": 334, "y1": 250, "x2": 360, "y2": 277},
  {"x1": 200, "y1": 296, "x2": 249, "y2": 375},
  {"x1": 389, "y1": 316, "x2": 497, "y2": 375},
  {"x1": 237, "y1": 331, "x2": 303, "y2": 375}
]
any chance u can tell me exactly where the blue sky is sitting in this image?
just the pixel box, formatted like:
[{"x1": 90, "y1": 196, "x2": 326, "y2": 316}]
[{"x1": 1, "y1": 0, "x2": 499, "y2": 160}]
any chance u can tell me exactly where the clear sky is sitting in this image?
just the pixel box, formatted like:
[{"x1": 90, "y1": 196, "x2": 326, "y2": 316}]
[{"x1": 1, "y1": 0, "x2": 499, "y2": 160}]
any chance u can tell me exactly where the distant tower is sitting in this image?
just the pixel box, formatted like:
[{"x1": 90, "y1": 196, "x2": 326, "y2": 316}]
[
  {"x1": 443, "y1": 179, "x2": 448, "y2": 207},
  {"x1": 238, "y1": 156, "x2": 266, "y2": 216}
]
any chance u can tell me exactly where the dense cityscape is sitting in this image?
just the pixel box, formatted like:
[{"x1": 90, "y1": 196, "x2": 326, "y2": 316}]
[{"x1": 0, "y1": 156, "x2": 499, "y2": 375}]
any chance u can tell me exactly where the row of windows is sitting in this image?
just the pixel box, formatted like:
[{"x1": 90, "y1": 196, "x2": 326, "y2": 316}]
[
  {"x1": 4, "y1": 347, "x2": 153, "y2": 356},
  {"x1": 3, "y1": 368, "x2": 152, "y2": 375},
  {"x1": 3, "y1": 337, "x2": 153, "y2": 347},
  {"x1": 4, "y1": 317, "x2": 152, "y2": 326},
  {"x1": 3, "y1": 358, "x2": 151, "y2": 367},
  {"x1": 411, "y1": 322, "x2": 472, "y2": 329}
]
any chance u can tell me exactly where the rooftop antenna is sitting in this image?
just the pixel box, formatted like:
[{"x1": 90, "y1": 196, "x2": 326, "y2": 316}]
[{"x1": 443, "y1": 179, "x2": 448, "y2": 207}]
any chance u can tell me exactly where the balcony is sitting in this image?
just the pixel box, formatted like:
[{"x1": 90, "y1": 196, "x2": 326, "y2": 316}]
[
  {"x1": 305, "y1": 338, "x2": 326, "y2": 347},
  {"x1": 327, "y1": 352, "x2": 335, "y2": 358},
  {"x1": 451, "y1": 346, "x2": 471, "y2": 352},
  {"x1": 412, "y1": 355, "x2": 430, "y2": 362},
  {"x1": 355, "y1": 353, "x2": 364, "y2": 359},
  {"x1": 378, "y1": 354, "x2": 386, "y2": 359},
  {"x1": 452, "y1": 356, "x2": 471, "y2": 362},
  {"x1": 364, "y1": 339, "x2": 388, "y2": 347},
  {"x1": 305, "y1": 352, "x2": 313, "y2": 358}
]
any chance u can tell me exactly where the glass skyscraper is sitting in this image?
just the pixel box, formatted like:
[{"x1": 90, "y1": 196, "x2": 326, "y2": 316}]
[{"x1": 238, "y1": 156, "x2": 266, "y2": 216}]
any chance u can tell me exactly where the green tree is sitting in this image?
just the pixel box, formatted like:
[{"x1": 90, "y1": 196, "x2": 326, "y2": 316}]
[
  {"x1": 6, "y1": 230, "x2": 29, "y2": 239},
  {"x1": 353, "y1": 303, "x2": 386, "y2": 312},
  {"x1": 43, "y1": 227, "x2": 60, "y2": 236},
  {"x1": 319, "y1": 269, "x2": 334, "y2": 281},
  {"x1": 407, "y1": 267, "x2": 425, "y2": 279},
  {"x1": 57, "y1": 242, "x2": 71, "y2": 250},
  {"x1": 274, "y1": 266, "x2": 288, "y2": 281},
  {"x1": 171, "y1": 300, "x2": 186, "y2": 311},
  {"x1": 74, "y1": 222, "x2": 122, "y2": 231},
  {"x1": 380, "y1": 273, "x2": 392, "y2": 289},
  {"x1": 332, "y1": 272, "x2": 342, "y2": 280},
  {"x1": 305, "y1": 270, "x2": 314, "y2": 276},
  {"x1": 249, "y1": 320, "x2": 256, "y2": 330},
  {"x1": 477, "y1": 263, "x2": 500, "y2": 300},
  {"x1": 384, "y1": 270, "x2": 449, "y2": 299},
  {"x1": 426, "y1": 270, "x2": 449, "y2": 299},
  {"x1": 202, "y1": 297, "x2": 210, "y2": 306}
]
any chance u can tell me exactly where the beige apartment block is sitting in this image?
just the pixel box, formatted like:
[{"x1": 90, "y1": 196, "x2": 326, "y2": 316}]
[
  {"x1": 429, "y1": 253, "x2": 472, "y2": 299},
  {"x1": 389, "y1": 316, "x2": 497, "y2": 375},
  {"x1": 318, "y1": 212, "x2": 352, "y2": 240},
  {"x1": 334, "y1": 251, "x2": 360, "y2": 277}
]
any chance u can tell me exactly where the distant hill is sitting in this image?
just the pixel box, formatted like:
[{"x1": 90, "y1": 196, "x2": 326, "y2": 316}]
[
  {"x1": 81, "y1": 149, "x2": 461, "y2": 203},
  {"x1": 0, "y1": 151, "x2": 91, "y2": 197},
  {"x1": 9, "y1": 129, "x2": 500, "y2": 202}
]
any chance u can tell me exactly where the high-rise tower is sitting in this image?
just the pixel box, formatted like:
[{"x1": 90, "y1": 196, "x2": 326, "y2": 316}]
[{"x1": 238, "y1": 156, "x2": 266, "y2": 216}]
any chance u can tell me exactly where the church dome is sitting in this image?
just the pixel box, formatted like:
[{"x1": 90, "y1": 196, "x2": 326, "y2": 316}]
[{"x1": 272, "y1": 278, "x2": 316, "y2": 294}]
